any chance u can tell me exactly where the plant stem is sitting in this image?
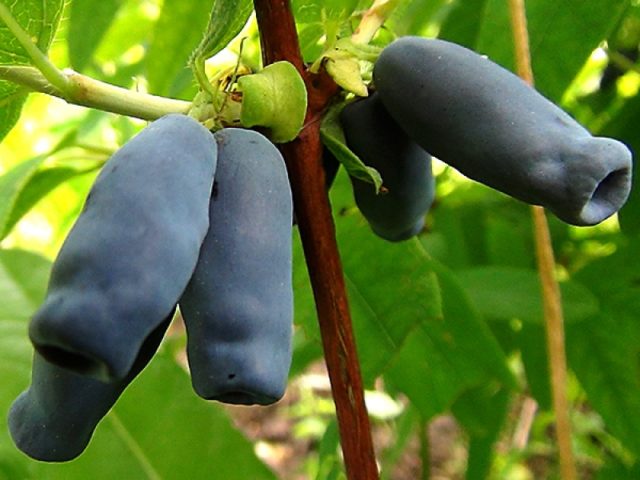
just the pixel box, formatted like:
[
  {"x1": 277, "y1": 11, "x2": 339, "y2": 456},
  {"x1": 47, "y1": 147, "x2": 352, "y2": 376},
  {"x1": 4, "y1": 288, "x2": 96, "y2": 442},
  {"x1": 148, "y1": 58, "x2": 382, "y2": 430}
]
[
  {"x1": 508, "y1": 1, "x2": 577, "y2": 479},
  {"x1": 351, "y1": 0, "x2": 402, "y2": 45},
  {"x1": 0, "y1": 2, "x2": 71, "y2": 95},
  {"x1": 253, "y1": 1, "x2": 379, "y2": 479},
  {"x1": 0, "y1": 66, "x2": 191, "y2": 120}
]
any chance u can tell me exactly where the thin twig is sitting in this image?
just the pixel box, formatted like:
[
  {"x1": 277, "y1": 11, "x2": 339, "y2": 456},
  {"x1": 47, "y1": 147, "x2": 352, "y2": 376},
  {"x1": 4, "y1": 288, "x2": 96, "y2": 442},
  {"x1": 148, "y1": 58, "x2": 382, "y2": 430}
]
[
  {"x1": 512, "y1": 396, "x2": 538, "y2": 450},
  {"x1": 0, "y1": 66, "x2": 191, "y2": 120},
  {"x1": 253, "y1": 1, "x2": 379, "y2": 479},
  {"x1": 507, "y1": 1, "x2": 577, "y2": 479}
]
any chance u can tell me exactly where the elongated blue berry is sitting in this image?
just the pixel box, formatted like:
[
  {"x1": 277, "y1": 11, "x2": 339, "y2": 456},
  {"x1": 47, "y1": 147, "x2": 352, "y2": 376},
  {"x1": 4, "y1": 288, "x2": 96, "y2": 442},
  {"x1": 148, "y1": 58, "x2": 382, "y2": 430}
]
[
  {"x1": 179, "y1": 128, "x2": 293, "y2": 405},
  {"x1": 374, "y1": 37, "x2": 633, "y2": 226},
  {"x1": 341, "y1": 93, "x2": 435, "y2": 241},
  {"x1": 9, "y1": 315, "x2": 171, "y2": 462},
  {"x1": 29, "y1": 114, "x2": 216, "y2": 381}
]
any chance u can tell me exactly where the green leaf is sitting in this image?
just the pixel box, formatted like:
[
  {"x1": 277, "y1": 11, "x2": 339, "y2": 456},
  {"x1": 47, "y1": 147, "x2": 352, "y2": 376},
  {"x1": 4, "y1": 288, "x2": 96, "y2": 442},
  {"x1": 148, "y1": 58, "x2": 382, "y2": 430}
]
[
  {"x1": 336, "y1": 215, "x2": 443, "y2": 385},
  {"x1": 386, "y1": 0, "x2": 449, "y2": 37},
  {"x1": 0, "y1": 1, "x2": 63, "y2": 66},
  {"x1": 384, "y1": 259, "x2": 516, "y2": 419},
  {"x1": 68, "y1": 0, "x2": 123, "y2": 72},
  {"x1": 0, "y1": 89, "x2": 26, "y2": 140},
  {"x1": 596, "y1": 460, "x2": 640, "y2": 480},
  {"x1": 298, "y1": 24, "x2": 325, "y2": 62},
  {"x1": 0, "y1": 249, "x2": 50, "y2": 321},
  {"x1": 572, "y1": 238, "x2": 640, "y2": 314},
  {"x1": 567, "y1": 312, "x2": 640, "y2": 458},
  {"x1": 567, "y1": 241, "x2": 640, "y2": 456},
  {"x1": 292, "y1": 0, "x2": 358, "y2": 26},
  {"x1": 0, "y1": 249, "x2": 51, "y2": 470},
  {"x1": 190, "y1": 0, "x2": 253, "y2": 64},
  {"x1": 327, "y1": 172, "x2": 515, "y2": 414},
  {"x1": 2, "y1": 164, "x2": 97, "y2": 239},
  {"x1": 146, "y1": 0, "x2": 213, "y2": 97},
  {"x1": 457, "y1": 266, "x2": 599, "y2": 324},
  {"x1": 323, "y1": 51, "x2": 368, "y2": 97},
  {"x1": 452, "y1": 384, "x2": 510, "y2": 479},
  {"x1": 315, "y1": 421, "x2": 343, "y2": 480},
  {"x1": 474, "y1": 0, "x2": 628, "y2": 101},
  {"x1": 519, "y1": 323, "x2": 552, "y2": 410},
  {"x1": 439, "y1": 0, "x2": 489, "y2": 48},
  {"x1": 239, "y1": 61, "x2": 307, "y2": 143},
  {"x1": 0, "y1": 155, "x2": 48, "y2": 238},
  {"x1": 0, "y1": 0, "x2": 64, "y2": 140},
  {"x1": 320, "y1": 105, "x2": 382, "y2": 190}
]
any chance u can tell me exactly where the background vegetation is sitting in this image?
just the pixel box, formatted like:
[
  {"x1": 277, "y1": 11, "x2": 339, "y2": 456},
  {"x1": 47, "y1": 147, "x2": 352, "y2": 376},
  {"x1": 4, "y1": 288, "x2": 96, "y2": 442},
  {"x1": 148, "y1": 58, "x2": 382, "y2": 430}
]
[{"x1": 1, "y1": 0, "x2": 640, "y2": 478}]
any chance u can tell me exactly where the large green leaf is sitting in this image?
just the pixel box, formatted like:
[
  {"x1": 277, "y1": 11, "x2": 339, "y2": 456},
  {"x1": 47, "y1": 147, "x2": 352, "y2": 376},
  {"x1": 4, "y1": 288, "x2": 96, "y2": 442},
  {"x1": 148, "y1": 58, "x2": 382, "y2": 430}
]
[
  {"x1": 0, "y1": 0, "x2": 64, "y2": 140},
  {"x1": 568, "y1": 311, "x2": 640, "y2": 458},
  {"x1": 323, "y1": 171, "x2": 440, "y2": 386},
  {"x1": 337, "y1": 215, "x2": 442, "y2": 385},
  {"x1": 146, "y1": 0, "x2": 213, "y2": 97},
  {"x1": 385, "y1": 325, "x2": 496, "y2": 421},
  {"x1": 452, "y1": 384, "x2": 510, "y2": 479},
  {"x1": 422, "y1": 187, "x2": 536, "y2": 270},
  {"x1": 385, "y1": 256, "x2": 516, "y2": 419},
  {"x1": 326, "y1": 172, "x2": 515, "y2": 415},
  {"x1": 473, "y1": 0, "x2": 629, "y2": 101},
  {"x1": 457, "y1": 266, "x2": 599, "y2": 325},
  {"x1": 68, "y1": 0, "x2": 123, "y2": 72},
  {"x1": 567, "y1": 240, "x2": 640, "y2": 457}
]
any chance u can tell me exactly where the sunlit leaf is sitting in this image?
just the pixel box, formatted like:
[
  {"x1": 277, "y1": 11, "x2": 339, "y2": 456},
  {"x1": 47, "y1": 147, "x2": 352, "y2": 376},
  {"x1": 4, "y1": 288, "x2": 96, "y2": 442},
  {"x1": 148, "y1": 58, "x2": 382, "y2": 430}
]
[
  {"x1": 190, "y1": 0, "x2": 253, "y2": 64},
  {"x1": 146, "y1": 0, "x2": 213, "y2": 97},
  {"x1": 2, "y1": 164, "x2": 98, "y2": 239},
  {"x1": 0, "y1": 155, "x2": 47, "y2": 239},
  {"x1": 0, "y1": 0, "x2": 64, "y2": 140},
  {"x1": 68, "y1": 0, "x2": 123, "y2": 72}
]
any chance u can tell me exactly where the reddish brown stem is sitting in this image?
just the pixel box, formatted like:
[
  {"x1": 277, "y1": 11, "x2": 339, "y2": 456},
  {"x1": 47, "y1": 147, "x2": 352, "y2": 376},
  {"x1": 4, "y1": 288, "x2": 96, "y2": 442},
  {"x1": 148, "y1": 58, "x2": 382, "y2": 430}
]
[{"x1": 253, "y1": 1, "x2": 379, "y2": 479}]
